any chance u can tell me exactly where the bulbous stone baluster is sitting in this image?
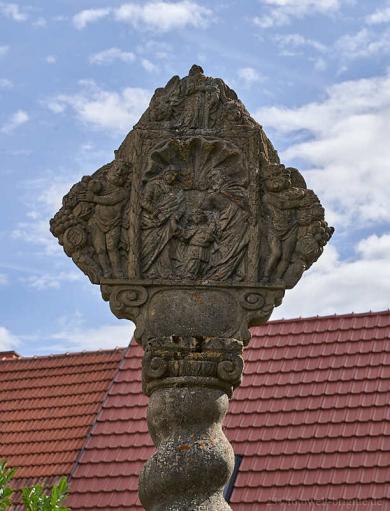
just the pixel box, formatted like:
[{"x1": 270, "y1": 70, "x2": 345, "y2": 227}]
[
  {"x1": 138, "y1": 336, "x2": 244, "y2": 511},
  {"x1": 140, "y1": 387, "x2": 234, "y2": 511}
]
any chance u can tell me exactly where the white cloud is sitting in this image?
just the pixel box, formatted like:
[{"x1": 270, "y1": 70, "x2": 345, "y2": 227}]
[
  {"x1": 1, "y1": 109, "x2": 29, "y2": 134},
  {"x1": 11, "y1": 176, "x2": 78, "y2": 255},
  {"x1": 0, "y1": 78, "x2": 12, "y2": 88},
  {"x1": 0, "y1": 45, "x2": 9, "y2": 57},
  {"x1": 46, "y1": 55, "x2": 56, "y2": 64},
  {"x1": 274, "y1": 33, "x2": 327, "y2": 54},
  {"x1": 335, "y1": 28, "x2": 390, "y2": 60},
  {"x1": 141, "y1": 58, "x2": 158, "y2": 72},
  {"x1": 12, "y1": 218, "x2": 61, "y2": 255},
  {"x1": 72, "y1": 2, "x2": 212, "y2": 31},
  {"x1": 0, "y1": 326, "x2": 20, "y2": 351},
  {"x1": 114, "y1": 1, "x2": 212, "y2": 31},
  {"x1": 33, "y1": 16, "x2": 47, "y2": 27},
  {"x1": 22, "y1": 271, "x2": 82, "y2": 290},
  {"x1": 89, "y1": 47, "x2": 135, "y2": 65},
  {"x1": 255, "y1": 72, "x2": 390, "y2": 227},
  {"x1": 254, "y1": 0, "x2": 342, "y2": 28},
  {"x1": 46, "y1": 100, "x2": 65, "y2": 114},
  {"x1": 274, "y1": 233, "x2": 390, "y2": 319},
  {"x1": 0, "y1": 2, "x2": 28, "y2": 22},
  {"x1": 47, "y1": 80, "x2": 151, "y2": 134},
  {"x1": 313, "y1": 57, "x2": 327, "y2": 71},
  {"x1": 366, "y1": 6, "x2": 390, "y2": 25},
  {"x1": 0, "y1": 273, "x2": 8, "y2": 285},
  {"x1": 356, "y1": 233, "x2": 390, "y2": 260},
  {"x1": 136, "y1": 39, "x2": 172, "y2": 60},
  {"x1": 73, "y1": 8, "x2": 110, "y2": 29},
  {"x1": 238, "y1": 67, "x2": 263, "y2": 85},
  {"x1": 50, "y1": 323, "x2": 134, "y2": 352}
]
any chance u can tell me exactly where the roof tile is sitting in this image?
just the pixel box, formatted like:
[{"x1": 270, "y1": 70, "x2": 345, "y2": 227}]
[
  {"x1": 2, "y1": 311, "x2": 390, "y2": 510},
  {"x1": 64, "y1": 311, "x2": 390, "y2": 510},
  {"x1": 0, "y1": 349, "x2": 124, "y2": 508}
]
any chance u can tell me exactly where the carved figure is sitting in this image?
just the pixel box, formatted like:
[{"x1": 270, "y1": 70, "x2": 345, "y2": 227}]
[
  {"x1": 261, "y1": 163, "x2": 305, "y2": 284},
  {"x1": 204, "y1": 169, "x2": 250, "y2": 281},
  {"x1": 138, "y1": 64, "x2": 252, "y2": 132},
  {"x1": 141, "y1": 166, "x2": 185, "y2": 278},
  {"x1": 177, "y1": 209, "x2": 219, "y2": 279},
  {"x1": 283, "y1": 192, "x2": 334, "y2": 288},
  {"x1": 260, "y1": 157, "x2": 333, "y2": 287},
  {"x1": 77, "y1": 161, "x2": 130, "y2": 278},
  {"x1": 50, "y1": 159, "x2": 131, "y2": 283},
  {"x1": 180, "y1": 65, "x2": 221, "y2": 128}
]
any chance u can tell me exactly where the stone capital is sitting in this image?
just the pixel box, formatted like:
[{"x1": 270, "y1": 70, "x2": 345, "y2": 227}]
[{"x1": 142, "y1": 336, "x2": 244, "y2": 398}]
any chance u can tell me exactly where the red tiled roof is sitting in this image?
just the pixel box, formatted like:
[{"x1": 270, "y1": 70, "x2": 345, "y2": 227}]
[
  {"x1": 228, "y1": 310, "x2": 390, "y2": 509},
  {"x1": 67, "y1": 310, "x2": 390, "y2": 510},
  {"x1": 0, "y1": 349, "x2": 125, "y2": 509},
  {"x1": 67, "y1": 342, "x2": 148, "y2": 510},
  {"x1": 1, "y1": 310, "x2": 390, "y2": 510}
]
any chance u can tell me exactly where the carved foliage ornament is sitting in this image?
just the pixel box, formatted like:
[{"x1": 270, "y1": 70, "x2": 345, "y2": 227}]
[{"x1": 50, "y1": 65, "x2": 333, "y2": 342}]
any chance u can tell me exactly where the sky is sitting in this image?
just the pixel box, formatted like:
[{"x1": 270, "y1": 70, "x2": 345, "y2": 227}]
[{"x1": 0, "y1": 0, "x2": 389, "y2": 356}]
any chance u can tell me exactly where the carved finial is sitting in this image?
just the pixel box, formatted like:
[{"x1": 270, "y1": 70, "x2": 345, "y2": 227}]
[{"x1": 189, "y1": 64, "x2": 204, "y2": 76}]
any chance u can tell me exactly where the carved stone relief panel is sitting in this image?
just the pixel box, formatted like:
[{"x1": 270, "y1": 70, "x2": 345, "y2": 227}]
[
  {"x1": 50, "y1": 65, "x2": 333, "y2": 342},
  {"x1": 139, "y1": 137, "x2": 249, "y2": 282}
]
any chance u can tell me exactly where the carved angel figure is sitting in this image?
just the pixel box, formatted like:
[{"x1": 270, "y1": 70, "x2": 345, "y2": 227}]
[
  {"x1": 260, "y1": 157, "x2": 334, "y2": 287},
  {"x1": 79, "y1": 161, "x2": 130, "y2": 278},
  {"x1": 261, "y1": 164, "x2": 305, "y2": 284},
  {"x1": 50, "y1": 159, "x2": 132, "y2": 283}
]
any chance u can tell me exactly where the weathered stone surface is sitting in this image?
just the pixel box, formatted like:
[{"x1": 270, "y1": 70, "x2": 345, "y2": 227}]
[
  {"x1": 140, "y1": 385, "x2": 234, "y2": 511},
  {"x1": 139, "y1": 334, "x2": 243, "y2": 510},
  {"x1": 50, "y1": 65, "x2": 333, "y2": 511},
  {"x1": 142, "y1": 336, "x2": 244, "y2": 397},
  {"x1": 50, "y1": 64, "x2": 333, "y2": 343}
]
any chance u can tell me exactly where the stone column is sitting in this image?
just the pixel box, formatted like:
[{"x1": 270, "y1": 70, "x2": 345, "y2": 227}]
[
  {"x1": 50, "y1": 65, "x2": 333, "y2": 511},
  {"x1": 139, "y1": 336, "x2": 243, "y2": 511}
]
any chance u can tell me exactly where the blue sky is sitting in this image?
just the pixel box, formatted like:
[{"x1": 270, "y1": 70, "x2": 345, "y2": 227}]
[{"x1": 0, "y1": 0, "x2": 389, "y2": 356}]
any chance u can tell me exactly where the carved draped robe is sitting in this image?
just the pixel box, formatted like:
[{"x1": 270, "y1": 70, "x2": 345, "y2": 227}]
[
  {"x1": 205, "y1": 181, "x2": 250, "y2": 281},
  {"x1": 141, "y1": 179, "x2": 184, "y2": 278}
]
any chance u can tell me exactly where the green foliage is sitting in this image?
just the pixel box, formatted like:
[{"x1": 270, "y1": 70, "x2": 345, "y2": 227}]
[
  {"x1": 22, "y1": 477, "x2": 70, "y2": 511},
  {"x1": 0, "y1": 460, "x2": 70, "y2": 511},
  {"x1": 0, "y1": 460, "x2": 16, "y2": 511}
]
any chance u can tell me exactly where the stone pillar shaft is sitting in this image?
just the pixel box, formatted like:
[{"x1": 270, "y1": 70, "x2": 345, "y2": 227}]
[
  {"x1": 49, "y1": 65, "x2": 333, "y2": 511},
  {"x1": 138, "y1": 336, "x2": 244, "y2": 511},
  {"x1": 140, "y1": 387, "x2": 233, "y2": 511}
]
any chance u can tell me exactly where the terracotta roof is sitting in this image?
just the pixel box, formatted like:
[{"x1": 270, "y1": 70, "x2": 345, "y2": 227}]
[
  {"x1": 67, "y1": 310, "x2": 390, "y2": 510},
  {"x1": 67, "y1": 342, "x2": 147, "y2": 510},
  {"x1": 0, "y1": 349, "x2": 125, "y2": 509},
  {"x1": 1, "y1": 310, "x2": 389, "y2": 510},
  {"x1": 228, "y1": 310, "x2": 390, "y2": 510}
]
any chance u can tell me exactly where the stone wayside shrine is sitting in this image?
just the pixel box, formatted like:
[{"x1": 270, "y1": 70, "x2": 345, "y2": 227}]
[{"x1": 50, "y1": 65, "x2": 333, "y2": 511}]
